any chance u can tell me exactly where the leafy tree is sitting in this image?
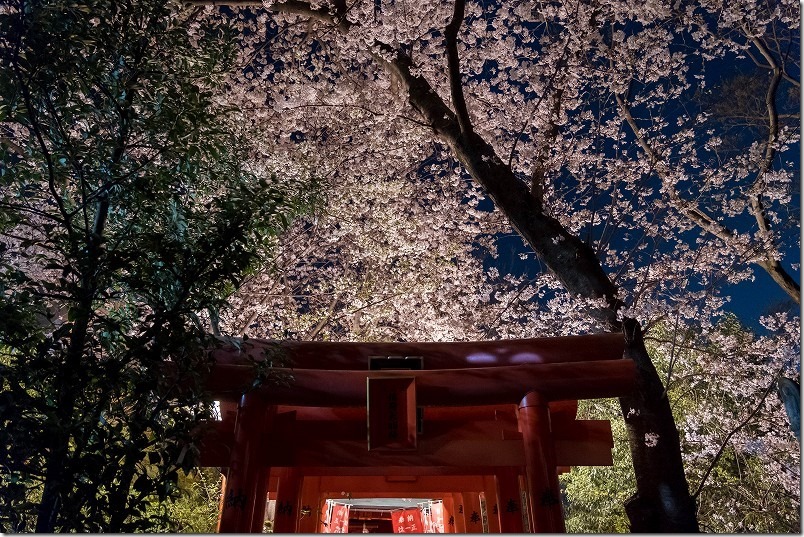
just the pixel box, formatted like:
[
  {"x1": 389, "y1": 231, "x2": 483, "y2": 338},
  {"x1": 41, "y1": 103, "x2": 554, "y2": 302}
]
[
  {"x1": 152, "y1": 467, "x2": 223, "y2": 533},
  {"x1": 0, "y1": 0, "x2": 311, "y2": 531}
]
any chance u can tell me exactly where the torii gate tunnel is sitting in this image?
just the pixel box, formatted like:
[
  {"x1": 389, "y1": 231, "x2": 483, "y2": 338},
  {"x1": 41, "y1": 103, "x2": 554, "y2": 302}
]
[{"x1": 198, "y1": 333, "x2": 636, "y2": 533}]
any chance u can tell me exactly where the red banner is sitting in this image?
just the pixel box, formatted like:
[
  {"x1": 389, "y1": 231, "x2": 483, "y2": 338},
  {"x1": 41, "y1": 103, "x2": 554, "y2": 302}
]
[
  {"x1": 392, "y1": 507, "x2": 424, "y2": 533},
  {"x1": 324, "y1": 503, "x2": 350, "y2": 533}
]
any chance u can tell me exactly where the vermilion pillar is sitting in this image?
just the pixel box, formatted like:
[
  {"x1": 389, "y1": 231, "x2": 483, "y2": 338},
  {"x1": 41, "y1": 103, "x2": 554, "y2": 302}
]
[
  {"x1": 297, "y1": 476, "x2": 322, "y2": 533},
  {"x1": 518, "y1": 392, "x2": 565, "y2": 532},
  {"x1": 442, "y1": 496, "x2": 456, "y2": 533},
  {"x1": 481, "y1": 476, "x2": 501, "y2": 533},
  {"x1": 218, "y1": 394, "x2": 275, "y2": 533},
  {"x1": 494, "y1": 468, "x2": 524, "y2": 532},
  {"x1": 216, "y1": 474, "x2": 227, "y2": 533},
  {"x1": 272, "y1": 467, "x2": 303, "y2": 533},
  {"x1": 249, "y1": 468, "x2": 271, "y2": 532},
  {"x1": 451, "y1": 493, "x2": 467, "y2": 532},
  {"x1": 464, "y1": 491, "x2": 484, "y2": 533}
]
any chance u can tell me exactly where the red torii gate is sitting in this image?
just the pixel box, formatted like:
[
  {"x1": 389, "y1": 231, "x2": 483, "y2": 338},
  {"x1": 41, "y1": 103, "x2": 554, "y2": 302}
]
[{"x1": 198, "y1": 333, "x2": 635, "y2": 533}]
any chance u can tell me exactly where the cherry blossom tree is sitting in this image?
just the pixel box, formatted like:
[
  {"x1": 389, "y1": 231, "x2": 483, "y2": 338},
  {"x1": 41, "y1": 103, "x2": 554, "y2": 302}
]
[{"x1": 187, "y1": 0, "x2": 799, "y2": 531}]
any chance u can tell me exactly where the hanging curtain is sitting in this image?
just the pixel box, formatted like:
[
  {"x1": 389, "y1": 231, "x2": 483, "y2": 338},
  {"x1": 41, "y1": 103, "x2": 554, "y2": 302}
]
[{"x1": 428, "y1": 501, "x2": 445, "y2": 533}]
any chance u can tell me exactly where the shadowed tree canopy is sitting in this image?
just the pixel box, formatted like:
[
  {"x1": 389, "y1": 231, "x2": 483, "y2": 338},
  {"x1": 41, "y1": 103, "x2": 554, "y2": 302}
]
[{"x1": 0, "y1": 0, "x2": 313, "y2": 531}]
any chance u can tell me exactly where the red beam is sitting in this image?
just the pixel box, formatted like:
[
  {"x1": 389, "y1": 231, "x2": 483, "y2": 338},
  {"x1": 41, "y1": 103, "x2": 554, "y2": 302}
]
[
  {"x1": 277, "y1": 404, "x2": 519, "y2": 421},
  {"x1": 207, "y1": 359, "x2": 636, "y2": 405},
  {"x1": 317, "y1": 475, "x2": 489, "y2": 493},
  {"x1": 198, "y1": 418, "x2": 613, "y2": 469},
  {"x1": 210, "y1": 333, "x2": 625, "y2": 369}
]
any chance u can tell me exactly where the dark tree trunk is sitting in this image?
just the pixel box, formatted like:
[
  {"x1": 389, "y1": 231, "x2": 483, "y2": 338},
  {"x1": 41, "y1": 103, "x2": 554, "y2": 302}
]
[
  {"x1": 384, "y1": 42, "x2": 699, "y2": 533},
  {"x1": 35, "y1": 326, "x2": 85, "y2": 532},
  {"x1": 619, "y1": 318, "x2": 698, "y2": 532}
]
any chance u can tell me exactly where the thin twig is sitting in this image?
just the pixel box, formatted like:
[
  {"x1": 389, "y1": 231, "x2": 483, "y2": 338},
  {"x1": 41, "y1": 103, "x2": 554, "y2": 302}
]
[{"x1": 692, "y1": 371, "x2": 782, "y2": 499}]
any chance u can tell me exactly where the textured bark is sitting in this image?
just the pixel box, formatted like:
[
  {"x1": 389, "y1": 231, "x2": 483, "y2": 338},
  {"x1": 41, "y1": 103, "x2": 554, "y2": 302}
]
[
  {"x1": 619, "y1": 318, "x2": 698, "y2": 532},
  {"x1": 382, "y1": 49, "x2": 621, "y2": 325}
]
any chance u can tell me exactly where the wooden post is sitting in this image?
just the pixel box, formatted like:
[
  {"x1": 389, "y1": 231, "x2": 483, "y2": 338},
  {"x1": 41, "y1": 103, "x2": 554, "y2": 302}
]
[
  {"x1": 482, "y1": 475, "x2": 501, "y2": 533},
  {"x1": 273, "y1": 467, "x2": 303, "y2": 533},
  {"x1": 518, "y1": 392, "x2": 564, "y2": 532},
  {"x1": 464, "y1": 491, "x2": 484, "y2": 533},
  {"x1": 216, "y1": 474, "x2": 227, "y2": 533},
  {"x1": 249, "y1": 468, "x2": 271, "y2": 532},
  {"x1": 218, "y1": 394, "x2": 274, "y2": 533},
  {"x1": 297, "y1": 476, "x2": 322, "y2": 533},
  {"x1": 318, "y1": 498, "x2": 331, "y2": 533},
  {"x1": 494, "y1": 468, "x2": 524, "y2": 533},
  {"x1": 442, "y1": 495, "x2": 456, "y2": 533},
  {"x1": 452, "y1": 493, "x2": 467, "y2": 533}
]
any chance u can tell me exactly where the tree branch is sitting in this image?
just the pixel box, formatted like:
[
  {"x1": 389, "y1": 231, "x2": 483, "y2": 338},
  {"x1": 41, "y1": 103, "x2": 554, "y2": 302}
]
[
  {"x1": 745, "y1": 34, "x2": 800, "y2": 303},
  {"x1": 615, "y1": 92, "x2": 800, "y2": 303},
  {"x1": 444, "y1": 0, "x2": 472, "y2": 136},
  {"x1": 692, "y1": 374, "x2": 780, "y2": 499},
  {"x1": 247, "y1": 0, "x2": 621, "y2": 324}
]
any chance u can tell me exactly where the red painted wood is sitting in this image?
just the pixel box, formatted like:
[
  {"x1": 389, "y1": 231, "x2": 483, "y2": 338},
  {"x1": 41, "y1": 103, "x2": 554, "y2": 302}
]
[
  {"x1": 199, "y1": 426, "x2": 611, "y2": 473},
  {"x1": 275, "y1": 403, "x2": 520, "y2": 422},
  {"x1": 206, "y1": 335, "x2": 633, "y2": 533},
  {"x1": 495, "y1": 468, "x2": 524, "y2": 533},
  {"x1": 218, "y1": 396, "x2": 275, "y2": 533},
  {"x1": 367, "y1": 377, "x2": 417, "y2": 450},
  {"x1": 452, "y1": 492, "x2": 467, "y2": 532},
  {"x1": 272, "y1": 467, "x2": 302, "y2": 533},
  {"x1": 208, "y1": 359, "x2": 636, "y2": 405},
  {"x1": 464, "y1": 491, "x2": 484, "y2": 533},
  {"x1": 316, "y1": 474, "x2": 487, "y2": 493},
  {"x1": 215, "y1": 474, "x2": 227, "y2": 533},
  {"x1": 210, "y1": 333, "x2": 625, "y2": 370},
  {"x1": 482, "y1": 475, "x2": 502, "y2": 533},
  {"x1": 198, "y1": 414, "x2": 613, "y2": 470},
  {"x1": 518, "y1": 392, "x2": 565, "y2": 532},
  {"x1": 297, "y1": 476, "x2": 322, "y2": 533},
  {"x1": 249, "y1": 468, "x2": 270, "y2": 532},
  {"x1": 553, "y1": 420, "x2": 615, "y2": 466},
  {"x1": 442, "y1": 496, "x2": 456, "y2": 533},
  {"x1": 283, "y1": 465, "x2": 522, "y2": 477}
]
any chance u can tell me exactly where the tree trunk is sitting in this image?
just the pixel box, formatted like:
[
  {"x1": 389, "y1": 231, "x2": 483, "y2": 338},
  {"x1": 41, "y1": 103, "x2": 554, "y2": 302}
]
[
  {"x1": 619, "y1": 318, "x2": 698, "y2": 532},
  {"x1": 35, "y1": 195, "x2": 111, "y2": 532},
  {"x1": 35, "y1": 311, "x2": 89, "y2": 532}
]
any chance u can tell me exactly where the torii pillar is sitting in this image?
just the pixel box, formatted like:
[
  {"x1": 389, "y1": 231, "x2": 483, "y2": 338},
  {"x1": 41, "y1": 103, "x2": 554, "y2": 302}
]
[
  {"x1": 519, "y1": 391, "x2": 564, "y2": 532},
  {"x1": 217, "y1": 394, "x2": 275, "y2": 533}
]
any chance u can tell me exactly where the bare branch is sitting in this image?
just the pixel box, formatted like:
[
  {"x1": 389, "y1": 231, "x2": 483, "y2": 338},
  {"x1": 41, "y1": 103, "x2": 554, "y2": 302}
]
[
  {"x1": 305, "y1": 291, "x2": 342, "y2": 340},
  {"x1": 615, "y1": 92, "x2": 800, "y2": 303},
  {"x1": 744, "y1": 34, "x2": 801, "y2": 303}
]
